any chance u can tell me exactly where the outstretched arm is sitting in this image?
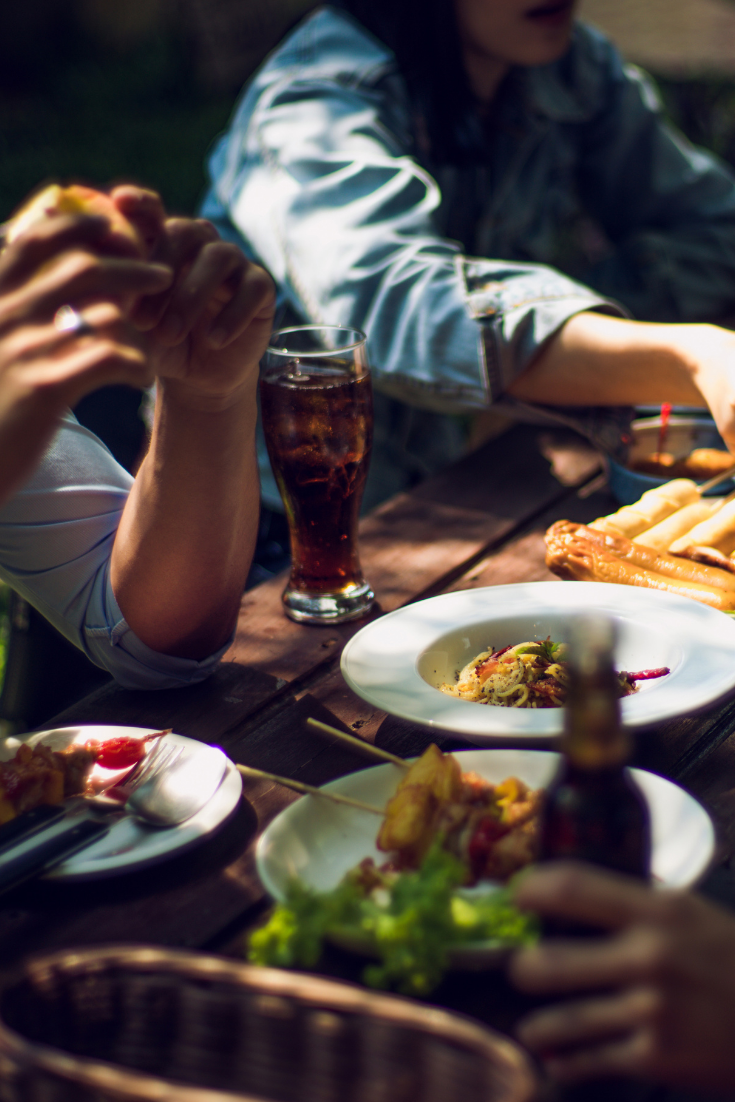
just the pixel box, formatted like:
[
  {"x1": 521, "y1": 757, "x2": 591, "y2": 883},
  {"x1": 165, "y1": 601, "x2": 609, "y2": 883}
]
[
  {"x1": 110, "y1": 191, "x2": 275, "y2": 659},
  {"x1": 506, "y1": 311, "x2": 735, "y2": 451}
]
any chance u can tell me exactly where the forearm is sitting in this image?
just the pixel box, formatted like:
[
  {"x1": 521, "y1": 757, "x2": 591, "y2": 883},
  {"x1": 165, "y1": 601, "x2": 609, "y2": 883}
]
[
  {"x1": 110, "y1": 376, "x2": 259, "y2": 659},
  {"x1": 506, "y1": 312, "x2": 707, "y2": 408}
]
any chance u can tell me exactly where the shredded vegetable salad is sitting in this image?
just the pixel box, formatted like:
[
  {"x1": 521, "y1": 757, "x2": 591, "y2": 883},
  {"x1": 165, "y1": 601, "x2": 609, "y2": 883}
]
[{"x1": 439, "y1": 638, "x2": 669, "y2": 709}]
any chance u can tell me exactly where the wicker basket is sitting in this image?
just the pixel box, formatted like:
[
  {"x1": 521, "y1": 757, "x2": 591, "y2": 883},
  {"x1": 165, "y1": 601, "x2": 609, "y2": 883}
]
[{"x1": 0, "y1": 945, "x2": 537, "y2": 1102}]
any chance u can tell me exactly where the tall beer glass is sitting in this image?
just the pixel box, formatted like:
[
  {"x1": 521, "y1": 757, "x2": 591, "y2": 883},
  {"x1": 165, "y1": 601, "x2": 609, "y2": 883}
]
[{"x1": 260, "y1": 325, "x2": 375, "y2": 624}]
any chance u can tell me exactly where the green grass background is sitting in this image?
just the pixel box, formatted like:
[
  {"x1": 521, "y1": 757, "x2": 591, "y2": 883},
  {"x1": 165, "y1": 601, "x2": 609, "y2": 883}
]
[{"x1": 0, "y1": 28, "x2": 236, "y2": 221}]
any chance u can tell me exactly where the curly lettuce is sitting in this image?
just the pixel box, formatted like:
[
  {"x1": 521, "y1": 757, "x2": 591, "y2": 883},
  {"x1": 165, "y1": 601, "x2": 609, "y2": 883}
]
[{"x1": 248, "y1": 846, "x2": 538, "y2": 996}]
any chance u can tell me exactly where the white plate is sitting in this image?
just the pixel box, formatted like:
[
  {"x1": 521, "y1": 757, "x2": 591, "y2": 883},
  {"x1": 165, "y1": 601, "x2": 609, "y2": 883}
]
[
  {"x1": 341, "y1": 581, "x2": 735, "y2": 740},
  {"x1": 10, "y1": 725, "x2": 242, "y2": 882},
  {"x1": 256, "y1": 750, "x2": 715, "y2": 966}
]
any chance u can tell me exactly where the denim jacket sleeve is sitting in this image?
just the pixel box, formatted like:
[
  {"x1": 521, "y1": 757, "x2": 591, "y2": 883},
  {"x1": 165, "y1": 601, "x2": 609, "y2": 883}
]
[
  {"x1": 0, "y1": 413, "x2": 230, "y2": 690},
  {"x1": 202, "y1": 8, "x2": 620, "y2": 417}
]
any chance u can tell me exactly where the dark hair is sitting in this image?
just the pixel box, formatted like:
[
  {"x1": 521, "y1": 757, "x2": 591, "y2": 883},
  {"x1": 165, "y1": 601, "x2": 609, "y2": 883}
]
[{"x1": 335, "y1": 0, "x2": 483, "y2": 165}]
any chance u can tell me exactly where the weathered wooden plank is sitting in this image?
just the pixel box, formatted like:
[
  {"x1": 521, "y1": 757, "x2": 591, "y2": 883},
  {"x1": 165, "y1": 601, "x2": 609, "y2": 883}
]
[
  {"x1": 37, "y1": 660, "x2": 282, "y2": 742},
  {"x1": 409, "y1": 426, "x2": 599, "y2": 511},
  {"x1": 678, "y1": 732, "x2": 735, "y2": 862},
  {"x1": 296, "y1": 664, "x2": 387, "y2": 744},
  {"x1": 446, "y1": 485, "x2": 618, "y2": 593}
]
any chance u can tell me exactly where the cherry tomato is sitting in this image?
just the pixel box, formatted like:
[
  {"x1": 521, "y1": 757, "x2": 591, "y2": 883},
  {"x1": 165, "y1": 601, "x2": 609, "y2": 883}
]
[{"x1": 86, "y1": 736, "x2": 147, "y2": 770}]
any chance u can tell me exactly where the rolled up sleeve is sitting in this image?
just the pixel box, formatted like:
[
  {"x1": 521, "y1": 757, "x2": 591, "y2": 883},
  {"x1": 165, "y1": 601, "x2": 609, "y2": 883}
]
[{"x1": 0, "y1": 414, "x2": 229, "y2": 690}]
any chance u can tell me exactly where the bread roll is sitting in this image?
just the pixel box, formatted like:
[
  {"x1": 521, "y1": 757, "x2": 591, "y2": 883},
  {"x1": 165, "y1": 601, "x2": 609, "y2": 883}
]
[
  {"x1": 590, "y1": 479, "x2": 699, "y2": 539},
  {"x1": 631, "y1": 500, "x2": 718, "y2": 552},
  {"x1": 669, "y1": 497, "x2": 735, "y2": 556}
]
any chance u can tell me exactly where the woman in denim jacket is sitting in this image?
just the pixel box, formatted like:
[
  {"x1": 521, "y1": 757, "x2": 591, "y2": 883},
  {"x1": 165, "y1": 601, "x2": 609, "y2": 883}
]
[{"x1": 203, "y1": 0, "x2": 735, "y2": 510}]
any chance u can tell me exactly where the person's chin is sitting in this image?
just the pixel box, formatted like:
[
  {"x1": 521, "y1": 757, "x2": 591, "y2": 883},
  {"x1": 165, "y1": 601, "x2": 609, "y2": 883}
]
[
  {"x1": 518, "y1": 2, "x2": 575, "y2": 63},
  {"x1": 516, "y1": 26, "x2": 574, "y2": 67}
]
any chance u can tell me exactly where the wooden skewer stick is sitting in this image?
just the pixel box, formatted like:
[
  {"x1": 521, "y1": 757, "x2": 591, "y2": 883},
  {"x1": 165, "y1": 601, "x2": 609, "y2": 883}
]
[
  {"x1": 306, "y1": 718, "x2": 410, "y2": 769},
  {"x1": 236, "y1": 764, "x2": 385, "y2": 816},
  {"x1": 699, "y1": 465, "x2": 735, "y2": 495},
  {"x1": 145, "y1": 728, "x2": 172, "y2": 742}
]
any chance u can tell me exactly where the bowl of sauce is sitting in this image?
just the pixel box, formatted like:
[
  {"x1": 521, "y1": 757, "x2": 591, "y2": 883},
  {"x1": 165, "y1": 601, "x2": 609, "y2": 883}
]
[{"x1": 608, "y1": 415, "x2": 734, "y2": 505}]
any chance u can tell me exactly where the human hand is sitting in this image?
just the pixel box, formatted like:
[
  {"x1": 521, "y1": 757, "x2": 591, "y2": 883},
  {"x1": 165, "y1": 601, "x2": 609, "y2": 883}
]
[
  {"x1": 509, "y1": 862, "x2": 735, "y2": 1095},
  {"x1": 672, "y1": 322, "x2": 735, "y2": 454},
  {"x1": 113, "y1": 187, "x2": 276, "y2": 409},
  {"x1": 0, "y1": 209, "x2": 172, "y2": 410}
]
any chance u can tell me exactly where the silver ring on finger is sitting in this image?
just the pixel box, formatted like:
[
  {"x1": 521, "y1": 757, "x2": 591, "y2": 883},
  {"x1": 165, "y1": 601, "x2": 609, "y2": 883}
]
[{"x1": 54, "y1": 304, "x2": 95, "y2": 337}]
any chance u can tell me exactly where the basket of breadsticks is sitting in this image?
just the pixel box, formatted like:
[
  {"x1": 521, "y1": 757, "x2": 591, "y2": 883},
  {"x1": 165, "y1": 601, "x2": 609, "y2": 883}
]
[{"x1": 546, "y1": 474, "x2": 735, "y2": 610}]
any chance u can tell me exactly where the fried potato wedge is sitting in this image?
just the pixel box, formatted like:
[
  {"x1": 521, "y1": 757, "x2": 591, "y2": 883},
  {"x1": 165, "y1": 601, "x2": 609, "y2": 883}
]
[
  {"x1": 377, "y1": 784, "x2": 438, "y2": 855},
  {"x1": 397, "y1": 743, "x2": 463, "y2": 803}
]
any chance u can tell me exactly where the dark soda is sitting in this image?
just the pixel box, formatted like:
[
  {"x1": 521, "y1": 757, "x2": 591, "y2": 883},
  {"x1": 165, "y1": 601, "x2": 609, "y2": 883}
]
[{"x1": 259, "y1": 360, "x2": 373, "y2": 597}]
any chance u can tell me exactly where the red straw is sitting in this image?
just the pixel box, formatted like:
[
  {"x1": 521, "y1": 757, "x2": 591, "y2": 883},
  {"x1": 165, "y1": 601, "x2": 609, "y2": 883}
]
[{"x1": 658, "y1": 402, "x2": 672, "y2": 454}]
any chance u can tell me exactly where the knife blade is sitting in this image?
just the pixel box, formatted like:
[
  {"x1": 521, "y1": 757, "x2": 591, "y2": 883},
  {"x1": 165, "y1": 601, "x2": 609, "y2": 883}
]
[
  {"x1": 0, "y1": 814, "x2": 110, "y2": 896},
  {"x1": 0, "y1": 804, "x2": 67, "y2": 855}
]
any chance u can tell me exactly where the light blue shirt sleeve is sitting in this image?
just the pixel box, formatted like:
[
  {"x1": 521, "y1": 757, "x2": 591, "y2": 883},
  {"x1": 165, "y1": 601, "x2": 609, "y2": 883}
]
[{"x1": 0, "y1": 413, "x2": 230, "y2": 690}]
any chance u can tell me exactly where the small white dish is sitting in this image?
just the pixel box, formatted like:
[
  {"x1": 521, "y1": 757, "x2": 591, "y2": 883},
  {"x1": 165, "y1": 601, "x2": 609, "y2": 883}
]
[
  {"x1": 256, "y1": 749, "x2": 715, "y2": 967},
  {"x1": 17, "y1": 725, "x2": 242, "y2": 881},
  {"x1": 341, "y1": 582, "x2": 735, "y2": 741}
]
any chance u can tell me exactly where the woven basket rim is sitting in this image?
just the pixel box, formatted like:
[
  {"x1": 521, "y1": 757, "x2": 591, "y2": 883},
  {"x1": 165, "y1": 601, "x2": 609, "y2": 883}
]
[
  {"x1": 0, "y1": 944, "x2": 537, "y2": 1102},
  {"x1": 0, "y1": 1035, "x2": 266, "y2": 1102}
]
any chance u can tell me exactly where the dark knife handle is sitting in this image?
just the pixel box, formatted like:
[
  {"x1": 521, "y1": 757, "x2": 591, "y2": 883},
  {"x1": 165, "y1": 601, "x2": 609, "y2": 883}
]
[
  {"x1": 0, "y1": 805, "x2": 67, "y2": 855},
  {"x1": 0, "y1": 817, "x2": 109, "y2": 896}
]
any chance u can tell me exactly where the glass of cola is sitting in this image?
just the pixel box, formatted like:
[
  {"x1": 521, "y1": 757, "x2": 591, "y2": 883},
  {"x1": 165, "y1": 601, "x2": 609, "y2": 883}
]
[{"x1": 259, "y1": 325, "x2": 374, "y2": 623}]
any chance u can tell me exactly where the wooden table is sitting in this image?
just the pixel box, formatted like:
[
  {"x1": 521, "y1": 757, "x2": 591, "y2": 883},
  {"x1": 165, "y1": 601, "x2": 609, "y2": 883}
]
[{"x1": 4, "y1": 423, "x2": 735, "y2": 1097}]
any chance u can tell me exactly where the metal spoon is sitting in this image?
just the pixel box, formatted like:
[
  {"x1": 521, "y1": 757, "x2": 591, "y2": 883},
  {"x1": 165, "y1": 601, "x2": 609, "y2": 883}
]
[{"x1": 124, "y1": 745, "x2": 228, "y2": 826}]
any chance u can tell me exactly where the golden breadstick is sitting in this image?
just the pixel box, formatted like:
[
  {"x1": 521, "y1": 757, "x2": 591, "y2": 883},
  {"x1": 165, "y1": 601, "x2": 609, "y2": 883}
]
[
  {"x1": 631, "y1": 500, "x2": 718, "y2": 552},
  {"x1": 670, "y1": 497, "x2": 735, "y2": 556},
  {"x1": 590, "y1": 479, "x2": 699, "y2": 539}
]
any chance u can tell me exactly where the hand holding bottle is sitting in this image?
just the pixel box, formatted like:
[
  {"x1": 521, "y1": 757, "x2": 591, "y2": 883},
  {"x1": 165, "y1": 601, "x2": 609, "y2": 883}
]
[{"x1": 509, "y1": 861, "x2": 735, "y2": 1094}]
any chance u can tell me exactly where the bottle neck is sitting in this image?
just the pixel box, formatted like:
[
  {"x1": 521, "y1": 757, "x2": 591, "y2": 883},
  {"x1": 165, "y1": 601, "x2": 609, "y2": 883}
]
[{"x1": 562, "y1": 670, "x2": 631, "y2": 771}]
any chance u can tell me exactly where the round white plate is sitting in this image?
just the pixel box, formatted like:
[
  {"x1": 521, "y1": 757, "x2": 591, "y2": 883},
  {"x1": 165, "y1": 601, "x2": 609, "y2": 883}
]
[
  {"x1": 12, "y1": 725, "x2": 242, "y2": 881},
  {"x1": 341, "y1": 581, "x2": 735, "y2": 740},
  {"x1": 256, "y1": 750, "x2": 715, "y2": 966}
]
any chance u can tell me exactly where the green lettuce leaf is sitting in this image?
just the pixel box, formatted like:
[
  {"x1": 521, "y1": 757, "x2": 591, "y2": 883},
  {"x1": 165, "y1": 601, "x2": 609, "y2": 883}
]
[{"x1": 248, "y1": 846, "x2": 538, "y2": 996}]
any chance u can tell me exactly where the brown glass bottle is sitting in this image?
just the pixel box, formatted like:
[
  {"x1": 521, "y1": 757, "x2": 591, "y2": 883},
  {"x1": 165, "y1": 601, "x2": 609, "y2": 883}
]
[{"x1": 540, "y1": 615, "x2": 651, "y2": 880}]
